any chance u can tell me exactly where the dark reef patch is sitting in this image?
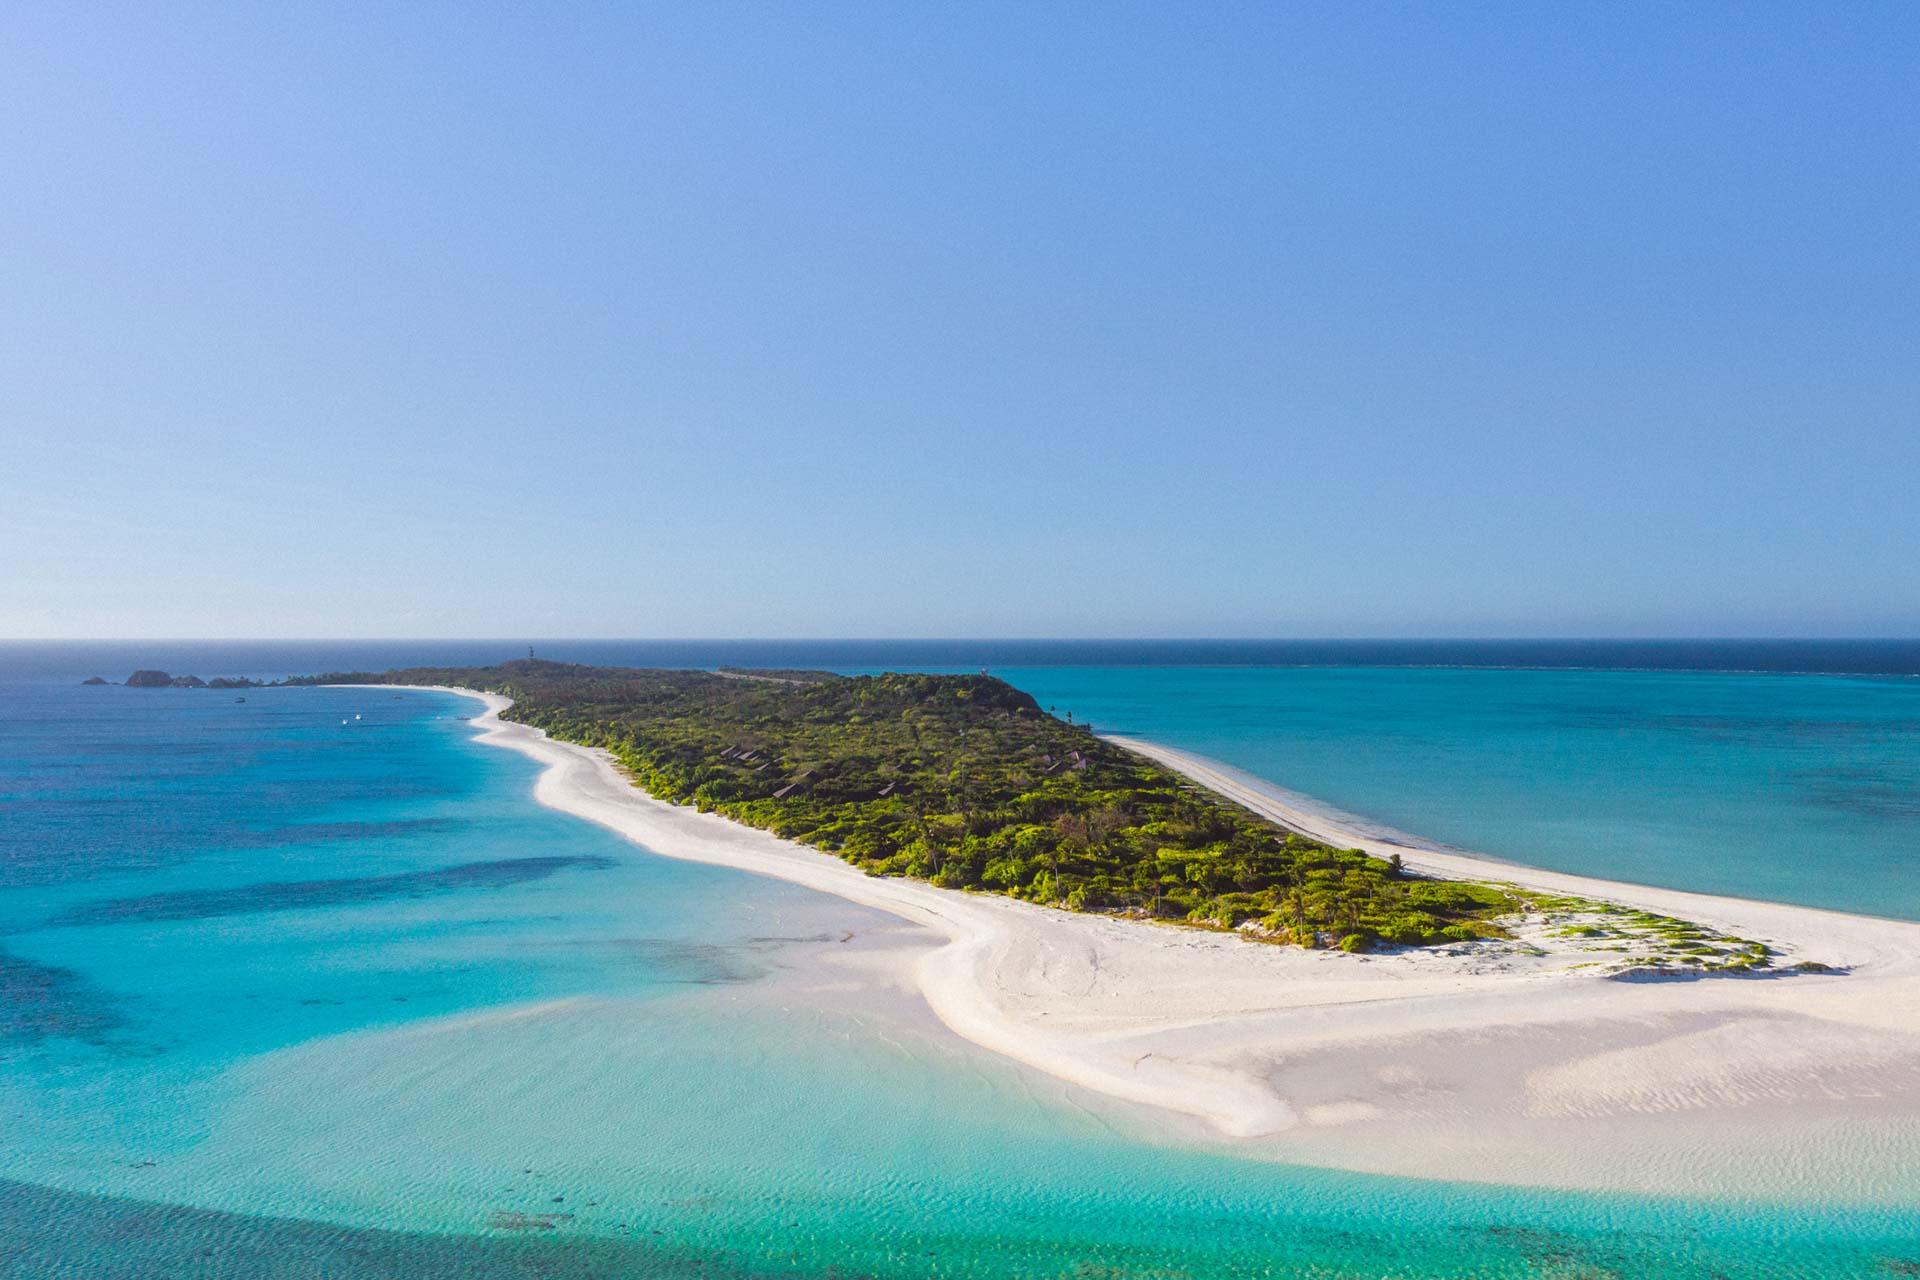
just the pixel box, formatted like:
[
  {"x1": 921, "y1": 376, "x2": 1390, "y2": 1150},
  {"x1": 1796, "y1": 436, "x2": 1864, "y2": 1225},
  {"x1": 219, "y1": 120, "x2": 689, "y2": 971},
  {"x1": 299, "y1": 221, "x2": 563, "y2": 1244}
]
[
  {"x1": 1795, "y1": 766, "x2": 1920, "y2": 822},
  {"x1": 0, "y1": 946, "x2": 122, "y2": 1045},
  {"x1": 0, "y1": 1178, "x2": 721, "y2": 1279},
  {"x1": 55, "y1": 856, "x2": 617, "y2": 926}
]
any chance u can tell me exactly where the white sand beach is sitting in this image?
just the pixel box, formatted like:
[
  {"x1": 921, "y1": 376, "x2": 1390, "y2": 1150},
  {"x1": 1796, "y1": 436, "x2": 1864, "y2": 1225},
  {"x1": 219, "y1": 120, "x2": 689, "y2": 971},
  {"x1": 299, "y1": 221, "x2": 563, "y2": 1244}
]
[{"x1": 424, "y1": 688, "x2": 1920, "y2": 1203}]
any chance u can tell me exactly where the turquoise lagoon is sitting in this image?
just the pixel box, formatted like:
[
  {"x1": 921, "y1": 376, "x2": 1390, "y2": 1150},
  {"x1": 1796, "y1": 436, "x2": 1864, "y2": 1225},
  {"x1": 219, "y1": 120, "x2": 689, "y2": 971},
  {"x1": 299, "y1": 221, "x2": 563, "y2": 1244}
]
[
  {"x1": 987, "y1": 663, "x2": 1920, "y2": 922},
  {"x1": 3, "y1": 650, "x2": 1920, "y2": 1277}
]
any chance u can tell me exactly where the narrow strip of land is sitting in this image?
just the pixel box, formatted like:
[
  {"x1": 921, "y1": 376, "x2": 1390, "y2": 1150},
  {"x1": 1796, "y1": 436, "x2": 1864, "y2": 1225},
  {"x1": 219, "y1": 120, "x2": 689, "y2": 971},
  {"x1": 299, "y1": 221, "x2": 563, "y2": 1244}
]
[
  {"x1": 414, "y1": 685, "x2": 1920, "y2": 1204},
  {"x1": 318, "y1": 660, "x2": 1773, "y2": 971}
]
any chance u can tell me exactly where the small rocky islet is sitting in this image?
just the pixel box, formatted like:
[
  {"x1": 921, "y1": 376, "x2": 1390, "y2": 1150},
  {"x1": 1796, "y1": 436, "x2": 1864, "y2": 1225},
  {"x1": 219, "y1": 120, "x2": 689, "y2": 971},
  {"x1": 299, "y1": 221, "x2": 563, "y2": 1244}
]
[{"x1": 89, "y1": 671, "x2": 265, "y2": 689}]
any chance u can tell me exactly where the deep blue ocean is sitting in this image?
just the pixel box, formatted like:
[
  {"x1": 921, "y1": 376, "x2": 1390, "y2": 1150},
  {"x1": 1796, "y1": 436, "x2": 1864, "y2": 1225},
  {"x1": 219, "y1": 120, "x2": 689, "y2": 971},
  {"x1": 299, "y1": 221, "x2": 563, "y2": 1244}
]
[
  {"x1": 3, "y1": 640, "x2": 1919, "y2": 1277},
  {"x1": 8, "y1": 636, "x2": 1920, "y2": 680}
]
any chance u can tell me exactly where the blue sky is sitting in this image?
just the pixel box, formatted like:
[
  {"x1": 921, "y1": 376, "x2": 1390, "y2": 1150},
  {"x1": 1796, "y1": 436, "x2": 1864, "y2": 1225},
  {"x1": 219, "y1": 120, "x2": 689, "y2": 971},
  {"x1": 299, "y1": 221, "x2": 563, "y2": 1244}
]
[{"x1": 3, "y1": 3, "x2": 1914, "y2": 638}]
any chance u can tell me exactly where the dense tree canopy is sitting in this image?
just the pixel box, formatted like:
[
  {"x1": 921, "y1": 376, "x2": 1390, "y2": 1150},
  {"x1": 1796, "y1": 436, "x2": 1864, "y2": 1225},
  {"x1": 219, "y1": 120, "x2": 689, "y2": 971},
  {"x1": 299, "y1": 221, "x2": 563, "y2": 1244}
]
[{"x1": 299, "y1": 660, "x2": 1523, "y2": 951}]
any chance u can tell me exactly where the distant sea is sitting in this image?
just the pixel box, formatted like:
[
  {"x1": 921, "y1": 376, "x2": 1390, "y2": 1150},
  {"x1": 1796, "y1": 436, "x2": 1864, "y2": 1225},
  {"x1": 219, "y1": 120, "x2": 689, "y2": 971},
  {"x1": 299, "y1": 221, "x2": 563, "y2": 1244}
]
[
  {"x1": 3, "y1": 640, "x2": 1919, "y2": 1277},
  {"x1": 7, "y1": 636, "x2": 1920, "y2": 679}
]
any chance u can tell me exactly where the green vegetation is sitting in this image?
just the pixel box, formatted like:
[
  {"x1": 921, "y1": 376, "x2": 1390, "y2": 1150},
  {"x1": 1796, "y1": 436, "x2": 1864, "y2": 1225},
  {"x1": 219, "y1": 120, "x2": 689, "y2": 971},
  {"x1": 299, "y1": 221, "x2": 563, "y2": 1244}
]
[
  {"x1": 296, "y1": 660, "x2": 1521, "y2": 950},
  {"x1": 1517, "y1": 893, "x2": 1774, "y2": 974},
  {"x1": 287, "y1": 659, "x2": 1780, "y2": 973}
]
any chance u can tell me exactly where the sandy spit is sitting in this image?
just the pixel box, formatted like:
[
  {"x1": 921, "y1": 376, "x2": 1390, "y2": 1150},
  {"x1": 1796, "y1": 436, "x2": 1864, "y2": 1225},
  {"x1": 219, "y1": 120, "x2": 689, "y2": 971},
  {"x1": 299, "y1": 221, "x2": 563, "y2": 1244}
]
[{"x1": 394, "y1": 687, "x2": 1920, "y2": 1201}]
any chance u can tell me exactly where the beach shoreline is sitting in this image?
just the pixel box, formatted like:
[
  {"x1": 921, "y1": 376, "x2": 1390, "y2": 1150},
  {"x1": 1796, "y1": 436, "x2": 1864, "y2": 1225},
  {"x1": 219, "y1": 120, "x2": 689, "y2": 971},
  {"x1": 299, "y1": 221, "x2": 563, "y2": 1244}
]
[
  {"x1": 404, "y1": 685, "x2": 1920, "y2": 1202},
  {"x1": 1103, "y1": 734, "x2": 1920, "y2": 962}
]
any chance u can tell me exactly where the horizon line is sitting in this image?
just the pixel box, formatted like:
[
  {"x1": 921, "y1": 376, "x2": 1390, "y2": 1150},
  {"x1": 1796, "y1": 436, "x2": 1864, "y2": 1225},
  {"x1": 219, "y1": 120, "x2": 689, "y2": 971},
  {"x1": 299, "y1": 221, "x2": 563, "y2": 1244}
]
[{"x1": 7, "y1": 636, "x2": 1920, "y2": 646}]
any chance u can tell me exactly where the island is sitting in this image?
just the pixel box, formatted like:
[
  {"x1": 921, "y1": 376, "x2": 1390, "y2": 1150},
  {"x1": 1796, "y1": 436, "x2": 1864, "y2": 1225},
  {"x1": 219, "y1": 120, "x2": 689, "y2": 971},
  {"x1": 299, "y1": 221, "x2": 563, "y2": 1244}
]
[
  {"x1": 290, "y1": 660, "x2": 1770, "y2": 973},
  {"x1": 260, "y1": 659, "x2": 1920, "y2": 1198},
  {"x1": 116, "y1": 671, "x2": 264, "y2": 689}
]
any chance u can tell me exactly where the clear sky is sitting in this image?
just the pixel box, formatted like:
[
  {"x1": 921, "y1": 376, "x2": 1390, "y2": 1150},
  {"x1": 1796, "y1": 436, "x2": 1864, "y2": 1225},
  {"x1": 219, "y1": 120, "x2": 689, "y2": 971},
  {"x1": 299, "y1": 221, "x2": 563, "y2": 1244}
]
[{"x1": 3, "y1": 3, "x2": 1915, "y2": 639}]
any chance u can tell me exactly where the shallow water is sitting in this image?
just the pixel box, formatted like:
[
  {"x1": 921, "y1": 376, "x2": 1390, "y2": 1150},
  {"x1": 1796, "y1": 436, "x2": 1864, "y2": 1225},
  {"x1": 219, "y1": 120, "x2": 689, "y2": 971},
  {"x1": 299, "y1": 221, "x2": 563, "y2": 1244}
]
[
  {"x1": 986, "y1": 665, "x2": 1920, "y2": 922},
  {"x1": 2, "y1": 660, "x2": 1918, "y2": 1276}
]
